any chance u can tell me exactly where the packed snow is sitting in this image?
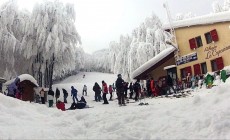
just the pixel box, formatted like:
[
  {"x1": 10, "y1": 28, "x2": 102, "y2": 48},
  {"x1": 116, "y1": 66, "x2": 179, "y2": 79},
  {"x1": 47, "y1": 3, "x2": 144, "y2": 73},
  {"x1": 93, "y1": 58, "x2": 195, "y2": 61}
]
[{"x1": 0, "y1": 72, "x2": 230, "y2": 139}]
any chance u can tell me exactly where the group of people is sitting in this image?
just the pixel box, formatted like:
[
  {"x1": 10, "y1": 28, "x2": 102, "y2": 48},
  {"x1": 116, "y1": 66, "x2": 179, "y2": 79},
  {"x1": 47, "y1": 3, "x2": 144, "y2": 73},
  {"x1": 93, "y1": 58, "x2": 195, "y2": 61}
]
[{"x1": 92, "y1": 81, "x2": 114, "y2": 104}]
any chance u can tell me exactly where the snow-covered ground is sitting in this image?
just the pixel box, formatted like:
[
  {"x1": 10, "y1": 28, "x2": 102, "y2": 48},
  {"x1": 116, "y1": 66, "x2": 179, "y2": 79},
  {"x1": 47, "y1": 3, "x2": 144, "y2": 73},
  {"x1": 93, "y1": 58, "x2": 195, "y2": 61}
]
[{"x1": 1, "y1": 72, "x2": 230, "y2": 139}]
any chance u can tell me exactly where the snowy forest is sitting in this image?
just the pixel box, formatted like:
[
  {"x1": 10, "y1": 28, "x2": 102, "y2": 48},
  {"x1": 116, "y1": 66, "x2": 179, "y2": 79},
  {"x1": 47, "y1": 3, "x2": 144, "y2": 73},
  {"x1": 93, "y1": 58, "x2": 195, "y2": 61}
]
[{"x1": 1, "y1": 0, "x2": 230, "y2": 86}]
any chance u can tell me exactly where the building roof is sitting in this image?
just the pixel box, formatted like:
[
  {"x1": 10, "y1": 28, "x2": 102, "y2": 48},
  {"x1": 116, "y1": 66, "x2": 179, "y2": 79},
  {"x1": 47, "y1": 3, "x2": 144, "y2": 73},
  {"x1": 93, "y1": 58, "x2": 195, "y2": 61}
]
[
  {"x1": 131, "y1": 46, "x2": 176, "y2": 79},
  {"x1": 163, "y1": 11, "x2": 230, "y2": 29},
  {"x1": 4, "y1": 74, "x2": 39, "y2": 87}
]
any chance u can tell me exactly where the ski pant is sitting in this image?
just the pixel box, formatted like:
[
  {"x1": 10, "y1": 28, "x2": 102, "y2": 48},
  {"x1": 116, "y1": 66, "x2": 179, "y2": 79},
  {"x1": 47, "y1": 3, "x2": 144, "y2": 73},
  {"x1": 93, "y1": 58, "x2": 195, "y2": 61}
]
[
  {"x1": 134, "y1": 90, "x2": 139, "y2": 101},
  {"x1": 117, "y1": 89, "x2": 125, "y2": 104},
  {"x1": 48, "y1": 100, "x2": 53, "y2": 107},
  {"x1": 64, "y1": 96, "x2": 68, "y2": 103},
  {"x1": 41, "y1": 97, "x2": 45, "y2": 104},
  {"x1": 83, "y1": 90, "x2": 87, "y2": 96},
  {"x1": 109, "y1": 92, "x2": 112, "y2": 100},
  {"x1": 129, "y1": 91, "x2": 133, "y2": 99},
  {"x1": 72, "y1": 95, "x2": 78, "y2": 103},
  {"x1": 95, "y1": 92, "x2": 101, "y2": 102},
  {"x1": 103, "y1": 93, "x2": 109, "y2": 104},
  {"x1": 124, "y1": 89, "x2": 128, "y2": 98}
]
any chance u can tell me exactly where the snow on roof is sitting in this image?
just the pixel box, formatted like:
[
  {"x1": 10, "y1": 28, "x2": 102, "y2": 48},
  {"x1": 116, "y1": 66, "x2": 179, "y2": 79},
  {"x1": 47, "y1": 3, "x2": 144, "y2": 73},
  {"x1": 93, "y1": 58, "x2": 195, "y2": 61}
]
[
  {"x1": 163, "y1": 11, "x2": 230, "y2": 29},
  {"x1": 4, "y1": 74, "x2": 39, "y2": 87},
  {"x1": 132, "y1": 46, "x2": 176, "y2": 79},
  {"x1": 164, "y1": 65, "x2": 176, "y2": 70}
]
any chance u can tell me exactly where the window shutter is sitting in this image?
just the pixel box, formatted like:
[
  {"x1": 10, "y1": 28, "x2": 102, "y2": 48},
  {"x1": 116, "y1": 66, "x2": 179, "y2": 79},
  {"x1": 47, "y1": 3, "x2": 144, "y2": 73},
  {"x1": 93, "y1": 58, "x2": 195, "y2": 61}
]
[
  {"x1": 193, "y1": 64, "x2": 201, "y2": 76},
  {"x1": 189, "y1": 38, "x2": 197, "y2": 49},
  {"x1": 186, "y1": 66, "x2": 192, "y2": 76},
  {"x1": 216, "y1": 57, "x2": 224, "y2": 70},
  {"x1": 210, "y1": 29, "x2": 219, "y2": 42}
]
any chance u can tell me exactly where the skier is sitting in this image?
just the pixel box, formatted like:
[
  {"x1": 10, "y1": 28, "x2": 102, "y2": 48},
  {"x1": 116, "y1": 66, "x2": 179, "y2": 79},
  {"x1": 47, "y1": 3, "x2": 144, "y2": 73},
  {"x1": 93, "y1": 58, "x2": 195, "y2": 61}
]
[
  {"x1": 62, "y1": 88, "x2": 68, "y2": 103},
  {"x1": 102, "y1": 81, "x2": 109, "y2": 104},
  {"x1": 116, "y1": 74, "x2": 125, "y2": 105},
  {"x1": 150, "y1": 78, "x2": 157, "y2": 97},
  {"x1": 129, "y1": 82, "x2": 133, "y2": 99},
  {"x1": 93, "y1": 82, "x2": 101, "y2": 102},
  {"x1": 133, "y1": 79, "x2": 141, "y2": 102},
  {"x1": 47, "y1": 88, "x2": 54, "y2": 107},
  {"x1": 124, "y1": 82, "x2": 129, "y2": 98},
  {"x1": 71, "y1": 86, "x2": 78, "y2": 103},
  {"x1": 55, "y1": 88, "x2": 60, "y2": 103},
  {"x1": 166, "y1": 75, "x2": 176, "y2": 97},
  {"x1": 82, "y1": 85, "x2": 87, "y2": 96},
  {"x1": 109, "y1": 85, "x2": 113, "y2": 101},
  {"x1": 40, "y1": 88, "x2": 45, "y2": 104}
]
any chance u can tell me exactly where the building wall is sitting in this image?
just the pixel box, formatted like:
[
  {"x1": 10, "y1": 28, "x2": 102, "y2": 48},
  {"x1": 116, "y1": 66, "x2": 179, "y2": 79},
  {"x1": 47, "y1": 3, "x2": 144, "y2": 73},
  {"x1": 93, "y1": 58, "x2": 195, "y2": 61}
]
[
  {"x1": 149, "y1": 57, "x2": 175, "y2": 80},
  {"x1": 175, "y1": 22, "x2": 230, "y2": 79}
]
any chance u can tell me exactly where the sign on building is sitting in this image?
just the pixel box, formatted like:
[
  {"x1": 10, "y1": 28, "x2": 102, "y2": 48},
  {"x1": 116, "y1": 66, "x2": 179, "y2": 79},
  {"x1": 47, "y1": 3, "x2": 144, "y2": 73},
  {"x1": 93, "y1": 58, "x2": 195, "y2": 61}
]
[{"x1": 176, "y1": 52, "x2": 197, "y2": 65}]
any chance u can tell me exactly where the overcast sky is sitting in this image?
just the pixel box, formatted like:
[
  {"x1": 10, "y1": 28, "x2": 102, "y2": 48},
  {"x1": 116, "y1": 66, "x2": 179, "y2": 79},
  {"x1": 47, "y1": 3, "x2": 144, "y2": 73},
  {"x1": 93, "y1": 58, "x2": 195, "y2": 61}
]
[{"x1": 0, "y1": 0, "x2": 225, "y2": 54}]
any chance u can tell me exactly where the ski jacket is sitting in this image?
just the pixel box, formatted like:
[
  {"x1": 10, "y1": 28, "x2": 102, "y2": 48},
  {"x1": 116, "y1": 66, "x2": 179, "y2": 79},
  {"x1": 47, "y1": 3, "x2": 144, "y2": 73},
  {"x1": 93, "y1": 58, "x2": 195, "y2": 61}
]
[
  {"x1": 102, "y1": 82, "x2": 108, "y2": 94},
  {"x1": 93, "y1": 84, "x2": 101, "y2": 94},
  {"x1": 71, "y1": 87, "x2": 78, "y2": 96},
  {"x1": 115, "y1": 77, "x2": 124, "y2": 89},
  {"x1": 109, "y1": 86, "x2": 113, "y2": 93},
  {"x1": 62, "y1": 89, "x2": 68, "y2": 97}
]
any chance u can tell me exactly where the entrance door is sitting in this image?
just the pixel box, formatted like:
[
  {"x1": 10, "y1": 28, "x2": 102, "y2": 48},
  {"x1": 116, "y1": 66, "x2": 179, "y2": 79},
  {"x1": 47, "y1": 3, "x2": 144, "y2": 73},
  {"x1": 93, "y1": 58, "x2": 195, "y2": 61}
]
[{"x1": 167, "y1": 67, "x2": 177, "y2": 84}]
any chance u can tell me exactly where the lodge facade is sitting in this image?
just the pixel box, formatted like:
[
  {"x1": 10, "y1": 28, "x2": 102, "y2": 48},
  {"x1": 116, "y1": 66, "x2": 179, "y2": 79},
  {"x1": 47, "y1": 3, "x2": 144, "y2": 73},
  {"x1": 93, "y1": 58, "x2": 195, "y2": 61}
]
[{"x1": 132, "y1": 11, "x2": 230, "y2": 82}]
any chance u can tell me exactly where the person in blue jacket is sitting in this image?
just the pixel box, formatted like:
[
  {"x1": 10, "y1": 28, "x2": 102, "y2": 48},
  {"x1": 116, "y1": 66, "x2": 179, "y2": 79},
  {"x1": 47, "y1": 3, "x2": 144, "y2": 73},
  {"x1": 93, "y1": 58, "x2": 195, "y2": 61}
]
[{"x1": 71, "y1": 86, "x2": 78, "y2": 103}]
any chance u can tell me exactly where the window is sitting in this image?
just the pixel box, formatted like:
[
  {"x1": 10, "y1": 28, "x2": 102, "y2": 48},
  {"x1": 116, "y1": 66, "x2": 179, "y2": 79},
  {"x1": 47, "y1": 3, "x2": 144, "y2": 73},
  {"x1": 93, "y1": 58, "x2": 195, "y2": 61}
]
[
  {"x1": 181, "y1": 66, "x2": 192, "y2": 79},
  {"x1": 205, "y1": 32, "x2": 212, "y2": 44},
  {"x1": 201, "y1": 62, "x2": 207, "y2": 74},
  {"x1": 195, "y1": 36, "x2": 203, "y2": 47},
  {"x1": 205, "y1": 29, "x2": 219, "y2": 44},
  {"x1": 193, "y1": 64, "x2": 201, "y2": 76},
  {"x1": 189, "y1": 36, "x2": 203, "y2": 49},
  {"x1": 211, "y1": 57, "x2": 224, "y2": 71}
]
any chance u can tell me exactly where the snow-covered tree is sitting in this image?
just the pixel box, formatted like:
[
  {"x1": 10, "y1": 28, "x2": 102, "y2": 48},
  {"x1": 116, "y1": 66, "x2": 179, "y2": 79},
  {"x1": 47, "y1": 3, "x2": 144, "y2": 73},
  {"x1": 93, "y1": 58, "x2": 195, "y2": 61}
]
[
  {"x1": 0, "y1": 0, "x2": 82, "y2": 87},
  {"x1": 89, "y1": 12, "x2": 173, "y2": 81}
]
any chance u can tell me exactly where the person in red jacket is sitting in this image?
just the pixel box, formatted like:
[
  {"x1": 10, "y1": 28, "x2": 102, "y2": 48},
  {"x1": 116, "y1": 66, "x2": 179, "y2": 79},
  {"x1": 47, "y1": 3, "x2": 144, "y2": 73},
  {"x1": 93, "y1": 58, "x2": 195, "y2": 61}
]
[
  {"x1": 56, "y1": 100, "x2": 65, "y2": 111},
  {"x1": 102, "y1": 81, "x2": 109, "y2": 104},
  {"x1": 150, "y1": 78, "x2": 158, "y2": 97}
]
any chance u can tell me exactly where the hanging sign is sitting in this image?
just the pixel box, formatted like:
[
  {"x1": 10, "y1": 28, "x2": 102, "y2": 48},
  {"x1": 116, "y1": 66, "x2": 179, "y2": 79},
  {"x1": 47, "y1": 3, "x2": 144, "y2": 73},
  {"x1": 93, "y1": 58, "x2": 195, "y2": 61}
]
[{"x1": 176, "y1": 52, "x2": 197, "y2": 65}]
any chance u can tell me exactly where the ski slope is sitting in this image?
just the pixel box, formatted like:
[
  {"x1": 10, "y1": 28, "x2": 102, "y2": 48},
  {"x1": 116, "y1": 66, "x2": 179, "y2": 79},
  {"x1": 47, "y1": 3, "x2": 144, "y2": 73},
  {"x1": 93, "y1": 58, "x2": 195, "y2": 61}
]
[{"x1": 0, "y1": 72, "x2": 230, "y2": 139}]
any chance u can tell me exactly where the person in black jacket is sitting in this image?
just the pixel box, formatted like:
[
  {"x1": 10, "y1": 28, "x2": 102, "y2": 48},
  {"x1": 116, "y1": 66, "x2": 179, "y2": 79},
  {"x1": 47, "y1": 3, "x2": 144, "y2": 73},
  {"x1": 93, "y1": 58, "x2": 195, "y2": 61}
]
[
  {"x1": 115, "y1": 74, "x2": 125, "y2": 105},
  {"x1": 166, "y1": 75, "x2": 176, "y2": 96},
  {"x1": 93, "y1": 82, "x2": 101, "y2": 102},
  {"x1": 55, "y1": 88, "x2": 60, "y2": 103},
  {"x1": 133, "y1": 79, "x2": 141, "y2": 101},
  {"x1": 62, "y1": 88, "x2": 68, "y2": 103},
  {"x1": 129, "y1": 82, "x2": 133, "y2": 99}
]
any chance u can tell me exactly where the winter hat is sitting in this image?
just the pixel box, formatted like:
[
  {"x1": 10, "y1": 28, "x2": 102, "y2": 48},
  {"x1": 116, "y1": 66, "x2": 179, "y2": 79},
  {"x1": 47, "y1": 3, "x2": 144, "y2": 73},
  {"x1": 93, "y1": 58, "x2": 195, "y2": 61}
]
[{"x1": 118, "y1": 74, "x2": 122, "y2": 77}]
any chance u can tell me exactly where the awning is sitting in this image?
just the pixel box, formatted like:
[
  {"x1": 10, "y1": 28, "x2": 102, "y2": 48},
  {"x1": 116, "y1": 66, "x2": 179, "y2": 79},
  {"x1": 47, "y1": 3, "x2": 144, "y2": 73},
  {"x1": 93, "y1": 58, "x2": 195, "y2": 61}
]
[{"x1": 132, "y1": 46, "x2": 176, "y2": 79}]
